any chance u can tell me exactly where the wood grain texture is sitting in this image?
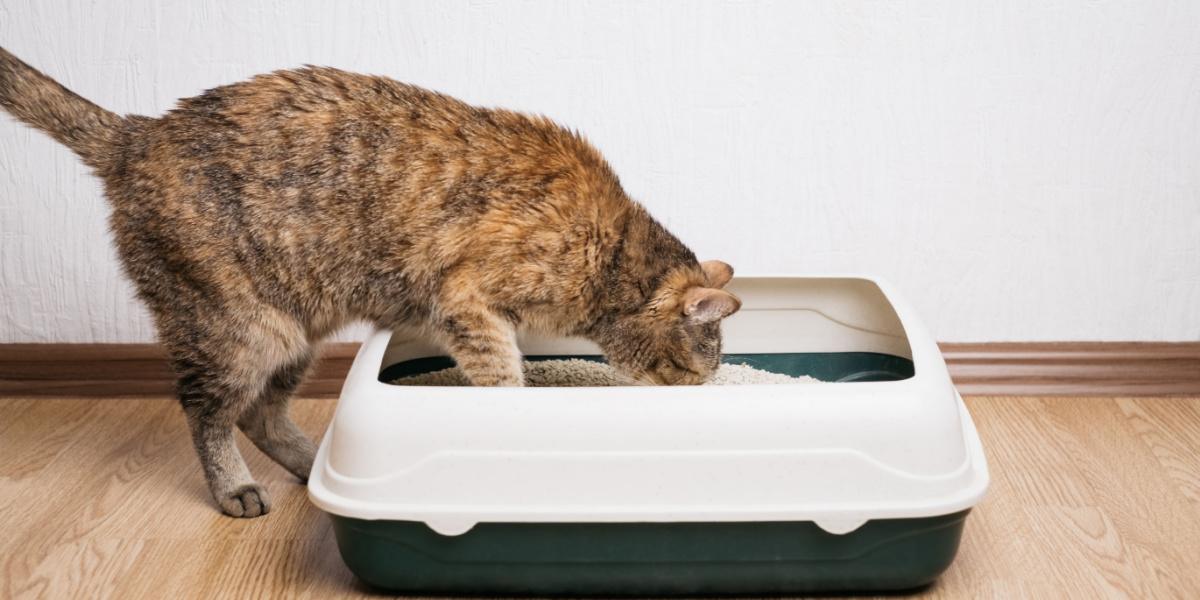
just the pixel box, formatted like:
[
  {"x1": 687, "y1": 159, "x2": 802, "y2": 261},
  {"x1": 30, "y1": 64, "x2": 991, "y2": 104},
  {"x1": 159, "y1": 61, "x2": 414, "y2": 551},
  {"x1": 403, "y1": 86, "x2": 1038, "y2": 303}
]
[
  {"x1": 1, "y1": 395, "x2": 1198, "y2": 598},
  {"x1": 4, "y1": 342, "x2": 1200, "y2": 397}
]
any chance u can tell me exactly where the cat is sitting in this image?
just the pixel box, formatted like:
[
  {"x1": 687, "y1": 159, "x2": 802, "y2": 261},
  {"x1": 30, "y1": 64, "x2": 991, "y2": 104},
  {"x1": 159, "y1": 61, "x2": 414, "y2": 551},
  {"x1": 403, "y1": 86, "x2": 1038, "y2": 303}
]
[{"x1": 0, "y1": 47, "x2": 742, "y2": 518}]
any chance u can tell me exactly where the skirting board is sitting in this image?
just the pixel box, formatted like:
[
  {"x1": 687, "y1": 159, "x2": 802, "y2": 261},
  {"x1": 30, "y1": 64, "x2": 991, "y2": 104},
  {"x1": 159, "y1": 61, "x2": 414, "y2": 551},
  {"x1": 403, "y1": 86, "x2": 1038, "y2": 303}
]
[{"x1": 1, "y1": 342, "x2": 1198, "y2": 397}]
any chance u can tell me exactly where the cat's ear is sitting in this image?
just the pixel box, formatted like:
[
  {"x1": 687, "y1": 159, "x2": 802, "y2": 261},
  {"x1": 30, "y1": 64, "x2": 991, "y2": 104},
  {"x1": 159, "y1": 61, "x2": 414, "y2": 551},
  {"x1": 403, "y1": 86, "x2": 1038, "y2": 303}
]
[
  {"x1": 682, "y1": 287, "x2": 742, "y2": 323},
  {"x1": 701, "y1": 260, "x2": 734, "y2": 288}
]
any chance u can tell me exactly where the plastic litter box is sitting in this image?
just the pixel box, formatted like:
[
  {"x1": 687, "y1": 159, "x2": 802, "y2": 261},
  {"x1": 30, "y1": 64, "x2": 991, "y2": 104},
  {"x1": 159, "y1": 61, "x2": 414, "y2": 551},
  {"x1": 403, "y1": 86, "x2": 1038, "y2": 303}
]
[{"x1": 308, "y1": 276, "x2": 989, "y2": 596}]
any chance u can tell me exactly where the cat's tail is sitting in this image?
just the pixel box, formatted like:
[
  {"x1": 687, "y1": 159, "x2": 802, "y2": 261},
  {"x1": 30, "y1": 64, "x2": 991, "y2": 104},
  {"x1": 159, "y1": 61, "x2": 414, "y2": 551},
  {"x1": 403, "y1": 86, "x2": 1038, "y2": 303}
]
[{"x1": 0, "y1": 46, "x2": 125, "y2": 172}]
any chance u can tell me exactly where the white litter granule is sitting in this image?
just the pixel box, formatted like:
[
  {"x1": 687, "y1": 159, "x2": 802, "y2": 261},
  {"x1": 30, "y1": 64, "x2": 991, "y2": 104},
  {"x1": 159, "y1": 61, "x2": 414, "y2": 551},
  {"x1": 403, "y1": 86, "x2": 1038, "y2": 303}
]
[{"x1": 390, "y1": 358, "x2": 817, "y2": 387}]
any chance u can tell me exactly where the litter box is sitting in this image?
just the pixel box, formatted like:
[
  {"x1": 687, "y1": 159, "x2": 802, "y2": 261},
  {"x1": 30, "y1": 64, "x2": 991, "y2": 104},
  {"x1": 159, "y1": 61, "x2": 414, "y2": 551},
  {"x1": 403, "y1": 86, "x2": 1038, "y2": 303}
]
[{"x1": 308, "y1": 276, "x2": 989, "y2": 596}]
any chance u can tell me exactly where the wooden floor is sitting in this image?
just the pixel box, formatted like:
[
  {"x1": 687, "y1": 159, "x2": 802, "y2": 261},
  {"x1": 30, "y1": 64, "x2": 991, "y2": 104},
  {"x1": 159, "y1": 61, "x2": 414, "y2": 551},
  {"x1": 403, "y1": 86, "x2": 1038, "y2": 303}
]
[{"x1": 1, "y1": 396, "x2": 1198, "y2": 599}]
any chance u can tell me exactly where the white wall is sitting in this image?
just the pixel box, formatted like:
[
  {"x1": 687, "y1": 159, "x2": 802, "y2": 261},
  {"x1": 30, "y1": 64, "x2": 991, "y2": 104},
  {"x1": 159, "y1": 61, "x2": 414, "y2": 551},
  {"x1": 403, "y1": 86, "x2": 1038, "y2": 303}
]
[{"x1": 1, "y1": 0, "x2": 1198, "y2": 343}]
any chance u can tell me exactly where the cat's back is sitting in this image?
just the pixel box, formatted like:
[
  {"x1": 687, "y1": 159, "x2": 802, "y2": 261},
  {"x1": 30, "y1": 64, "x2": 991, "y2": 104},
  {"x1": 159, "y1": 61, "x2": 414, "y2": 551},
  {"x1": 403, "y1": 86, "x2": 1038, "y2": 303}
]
[
  {"x1": 155, "y1": 67, "x2": 473, "y2": 162},
  {"x1": 121, "y1": 66, "x2": 615, "y2": 200},
  {"x1": 157, "y1": 66, "x2": 592, "y2": 165}
]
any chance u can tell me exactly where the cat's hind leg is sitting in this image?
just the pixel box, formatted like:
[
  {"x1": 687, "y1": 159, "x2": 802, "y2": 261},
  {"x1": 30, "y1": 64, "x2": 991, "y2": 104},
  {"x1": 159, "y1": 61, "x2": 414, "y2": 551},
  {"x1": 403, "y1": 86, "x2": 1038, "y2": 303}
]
[
  {"x1": 165, "y1": 307, "x2": 310, "y2": 518},
  {"x1": 237, "y1": 352, "x2": 318, "y2": 482}
]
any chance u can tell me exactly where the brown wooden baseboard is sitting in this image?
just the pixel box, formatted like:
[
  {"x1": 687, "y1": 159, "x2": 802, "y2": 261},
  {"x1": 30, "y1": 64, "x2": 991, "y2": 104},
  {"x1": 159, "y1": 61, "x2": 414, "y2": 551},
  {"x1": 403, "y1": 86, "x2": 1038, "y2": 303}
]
[
  {"x1": 940, "y1": 342, "x2": 1200, "y2": 396},
  {"x1": 0, "y1": 343, "x2": 362, "y2": 398},
  {"x1": 1, "y1": 342, "x2": 1198, "y2": 397}
]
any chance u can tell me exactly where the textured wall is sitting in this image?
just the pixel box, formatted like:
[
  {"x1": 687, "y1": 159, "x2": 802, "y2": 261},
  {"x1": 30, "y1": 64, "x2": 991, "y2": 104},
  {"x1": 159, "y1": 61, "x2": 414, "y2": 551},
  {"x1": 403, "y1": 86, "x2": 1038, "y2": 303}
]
[{"x1": 1, "y1": 1, "x2": 1198, "y2": 342}]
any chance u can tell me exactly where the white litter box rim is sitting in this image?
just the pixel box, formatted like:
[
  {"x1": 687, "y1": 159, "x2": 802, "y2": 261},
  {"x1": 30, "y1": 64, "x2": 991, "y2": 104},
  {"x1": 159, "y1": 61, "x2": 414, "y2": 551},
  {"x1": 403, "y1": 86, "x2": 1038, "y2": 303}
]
[{"x1": 308, "y1": 274, "x2": 990, "y2": 535}]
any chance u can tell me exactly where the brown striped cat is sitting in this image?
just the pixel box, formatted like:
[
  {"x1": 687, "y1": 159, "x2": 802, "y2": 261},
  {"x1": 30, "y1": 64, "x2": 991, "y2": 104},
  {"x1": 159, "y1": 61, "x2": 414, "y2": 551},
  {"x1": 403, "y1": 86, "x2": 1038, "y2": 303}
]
[{"x1": 0, "y1": 48, "x2": 741, "y2": 518}]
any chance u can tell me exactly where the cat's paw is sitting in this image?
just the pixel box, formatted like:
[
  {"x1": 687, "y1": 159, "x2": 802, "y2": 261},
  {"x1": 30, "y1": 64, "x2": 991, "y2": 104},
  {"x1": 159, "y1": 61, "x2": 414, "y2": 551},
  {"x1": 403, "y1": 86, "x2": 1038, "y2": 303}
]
[{"x1": 218, "y1": 483, "x2": 272, "y2": 518}]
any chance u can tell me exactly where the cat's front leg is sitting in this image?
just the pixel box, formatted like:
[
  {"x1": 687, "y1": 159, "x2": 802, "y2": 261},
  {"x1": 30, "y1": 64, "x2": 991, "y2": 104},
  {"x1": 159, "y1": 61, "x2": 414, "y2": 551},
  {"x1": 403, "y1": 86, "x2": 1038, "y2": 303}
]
[{"x1": 434, "y1": 305, "x2": 524, "y2": 387}]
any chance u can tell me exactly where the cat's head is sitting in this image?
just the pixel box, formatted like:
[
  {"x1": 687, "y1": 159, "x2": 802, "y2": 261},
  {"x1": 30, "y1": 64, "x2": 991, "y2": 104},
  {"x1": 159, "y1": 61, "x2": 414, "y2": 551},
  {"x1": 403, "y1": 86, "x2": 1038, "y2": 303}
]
[{"x1": 601, "y1": 260, "x2": 741, "y2": 385}]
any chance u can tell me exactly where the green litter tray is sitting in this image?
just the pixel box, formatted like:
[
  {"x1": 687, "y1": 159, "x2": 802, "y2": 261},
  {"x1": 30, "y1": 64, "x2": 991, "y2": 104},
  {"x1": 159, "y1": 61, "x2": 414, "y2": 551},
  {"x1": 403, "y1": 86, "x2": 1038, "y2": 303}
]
[
  {"x1": 331, "y1": 509, "x2": 971, "y2": 596},
  {"x1": 309, "y1": 276, "x2": 989, "y2": 596}
]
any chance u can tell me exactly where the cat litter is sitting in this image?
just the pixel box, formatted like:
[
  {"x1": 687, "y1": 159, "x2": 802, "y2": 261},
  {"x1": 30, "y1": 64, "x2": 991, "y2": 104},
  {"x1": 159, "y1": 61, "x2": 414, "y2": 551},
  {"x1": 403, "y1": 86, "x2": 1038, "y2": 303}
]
[
  {"x1": 390, "y1": 358, "x2": 817, "y2": 387},
  {"x1": 309, "y1": 276, "x2": 989, "y2": 596}
]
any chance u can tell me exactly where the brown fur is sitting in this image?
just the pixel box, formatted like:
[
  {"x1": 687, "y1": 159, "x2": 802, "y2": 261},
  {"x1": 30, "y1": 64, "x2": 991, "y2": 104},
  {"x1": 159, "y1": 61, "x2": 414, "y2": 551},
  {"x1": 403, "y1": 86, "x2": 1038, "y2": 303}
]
[{"x1": 0, "y1": 47, "x2": 741, "y2": 517}]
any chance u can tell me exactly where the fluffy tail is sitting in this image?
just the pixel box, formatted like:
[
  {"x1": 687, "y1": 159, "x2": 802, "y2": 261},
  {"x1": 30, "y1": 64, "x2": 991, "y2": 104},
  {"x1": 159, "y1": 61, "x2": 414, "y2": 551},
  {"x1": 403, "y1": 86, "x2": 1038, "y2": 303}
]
[{"x1": 0, "y1": 47, "x2": 124, "y2": 171}]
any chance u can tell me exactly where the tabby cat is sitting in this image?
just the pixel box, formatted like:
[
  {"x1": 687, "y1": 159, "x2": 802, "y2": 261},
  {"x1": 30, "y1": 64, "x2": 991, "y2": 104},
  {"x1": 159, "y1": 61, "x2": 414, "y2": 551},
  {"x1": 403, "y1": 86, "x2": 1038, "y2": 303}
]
[{"x1": 0, "y1": 47, "x2": 741, "y2": 518}]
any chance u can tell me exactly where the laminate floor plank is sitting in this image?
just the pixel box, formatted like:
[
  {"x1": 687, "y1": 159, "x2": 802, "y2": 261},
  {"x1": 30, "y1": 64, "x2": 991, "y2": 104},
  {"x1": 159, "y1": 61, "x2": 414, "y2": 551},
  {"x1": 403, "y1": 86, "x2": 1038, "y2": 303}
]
[{"x1": 1, "y1": 396, "x2": 1197, "y2": 599}]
